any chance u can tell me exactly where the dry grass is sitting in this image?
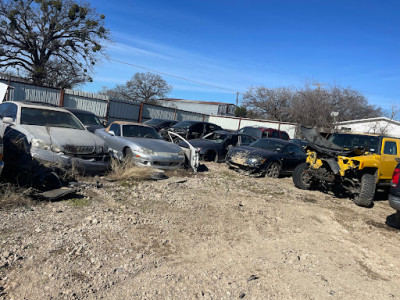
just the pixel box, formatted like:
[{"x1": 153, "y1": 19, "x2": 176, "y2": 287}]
[
  {"x1": 106, "y1": 159, "x2": 154, "y2": 181},
  {"x1": 0, "y1": 182, "x2": 33, "y2": 210}
]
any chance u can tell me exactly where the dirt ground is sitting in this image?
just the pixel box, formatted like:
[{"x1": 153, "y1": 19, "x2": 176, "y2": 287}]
[{"x1": 0, "y1": 162, "x2": 399, "y2": 299}]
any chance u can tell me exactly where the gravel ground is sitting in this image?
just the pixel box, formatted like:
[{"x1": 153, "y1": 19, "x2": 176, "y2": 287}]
[{"x1": 0, "y1": 162, "x2": 399, "y2": 299}]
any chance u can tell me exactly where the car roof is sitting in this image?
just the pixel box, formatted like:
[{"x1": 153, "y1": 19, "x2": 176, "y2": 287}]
[
  {"x1": 106, "y1": 121, "x2": 153, "y2": 131},
  {"x1": 6, "y1": 100, "x2": 72, "y2": 112}
]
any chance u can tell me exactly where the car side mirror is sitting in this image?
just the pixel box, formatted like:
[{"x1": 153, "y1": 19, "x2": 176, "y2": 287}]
[
  {"x1": 108, "y1": 130, "x2": 115, "y2": 136},
  {"x1": 2, "y1": 117, "x2": 14, "y2": 125}
]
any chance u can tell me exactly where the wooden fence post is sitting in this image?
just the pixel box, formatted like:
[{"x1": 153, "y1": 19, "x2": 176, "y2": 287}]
[
  {"x1": 174, "y1": 108, "x2": 177, "y2": 120},
  {"x1": 6, "y1": 78, "x2": 11, "y2": 101},
  {"x1": 238, "y1": 117, "x2": 242, "y2": 130}
]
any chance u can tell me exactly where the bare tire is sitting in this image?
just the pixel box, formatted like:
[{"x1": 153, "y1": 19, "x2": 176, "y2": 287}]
[
  {"x1": 293, "y1": 163, "x2": 312, "y2": 190},
  {"x1": 352, "y1": 173, "x2": 375, "y2": 207},
  {"x1": 265, "y1": 162, "x2": 281, "y2": 178}
]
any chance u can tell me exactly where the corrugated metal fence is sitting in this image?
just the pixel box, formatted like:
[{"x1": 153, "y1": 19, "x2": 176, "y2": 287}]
[{"x1": 0, "y1": 76, "x2": 298, "y2": 138}]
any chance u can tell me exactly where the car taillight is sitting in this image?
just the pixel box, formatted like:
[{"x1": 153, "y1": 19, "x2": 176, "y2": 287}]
[{"x1": 391, "y1": 168, "x2": 400, "y2": 188}]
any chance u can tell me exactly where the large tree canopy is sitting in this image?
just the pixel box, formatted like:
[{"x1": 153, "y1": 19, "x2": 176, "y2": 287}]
[
  {"x1": 0, "y1": 0, "x2": 109, "y2": 88},
  {"x1": 101, "y1": 72, "x2": 173, "y2": 104},
  {"x1": 242, "y1": 84, "x2": 382, "y2": 129}
]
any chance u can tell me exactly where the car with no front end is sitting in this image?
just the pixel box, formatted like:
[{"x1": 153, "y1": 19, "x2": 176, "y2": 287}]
[
  {"x1": 95, "y1": 121, "x2": 185, "y2": 170},
  {"x1": 226, "y1": 138, "x2": 306, "y2": 177}
]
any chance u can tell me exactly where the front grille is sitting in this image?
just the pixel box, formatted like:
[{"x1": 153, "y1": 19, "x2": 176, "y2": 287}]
[{"x1": 63, "y1": 145, "x2": 95, "y2": 155}]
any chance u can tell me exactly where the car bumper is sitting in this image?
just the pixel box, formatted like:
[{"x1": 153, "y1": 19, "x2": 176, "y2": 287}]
[
  {"x1": 31, "y1": 149, "x2": 110, "y2": 175},
  {"x1": 133, "y1": 154, "x2": 185, "y2": 170},
  {"x1": 226, "y1": 160, "x2": 264, "y2": 174},
  {"x1": 389, "y1": 194, "x2": 400, "y2": 211}
]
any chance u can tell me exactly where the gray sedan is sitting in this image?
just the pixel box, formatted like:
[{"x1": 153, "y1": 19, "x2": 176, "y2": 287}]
[{"x1": 95, "y1": 121, "x2": 185, "y2": 169}]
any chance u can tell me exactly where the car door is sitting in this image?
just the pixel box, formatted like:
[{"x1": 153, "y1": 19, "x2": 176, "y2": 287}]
[
  {"x1": 281, "y1": 144, "x2": 304, "y2": 172},
  {"x1": 380, "y1": 138, "x2": 400, "y2": 180}
]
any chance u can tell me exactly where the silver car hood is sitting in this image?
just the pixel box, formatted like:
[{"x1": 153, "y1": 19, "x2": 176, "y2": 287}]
[
  {"x1": 22, "y1": 125, "x2": 105, "y2": 148},
  {"x1": 126, "y1": 137, "x2": 182, "y2": 153}
]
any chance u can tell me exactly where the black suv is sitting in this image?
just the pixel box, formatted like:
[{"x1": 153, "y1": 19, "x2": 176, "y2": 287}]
[{"x1": 165, "y1": 121, "x2": 223, "y2": 140}]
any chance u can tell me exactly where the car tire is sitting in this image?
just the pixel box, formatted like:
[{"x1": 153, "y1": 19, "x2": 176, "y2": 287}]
[
  {"x1": 124, "y1": 148, "x2": 134, "y2": 164},
  {"x1": 265, "y1": 162, "x2": 281, "y2": 178},
  {"x1": 396, "y1": 211, "x2": 400, "y2": 226},
  {"x1": 352, "y1": 173, "x2": 375, "y2": 207},
  {"x1": 292, "y1": 163, "x2": 312, "y2": 190},
  {"x1": 204, "y1": 151, "x2": 217, "y2": 162}
]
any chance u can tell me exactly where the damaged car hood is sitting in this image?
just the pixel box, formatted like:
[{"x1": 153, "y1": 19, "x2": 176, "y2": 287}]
[
  {"x1": 22, "y1": 125, "x2": 105, "y2": 149},
  {"x1": 124, "y1": 137, "x2": 182, "y2": 154}
]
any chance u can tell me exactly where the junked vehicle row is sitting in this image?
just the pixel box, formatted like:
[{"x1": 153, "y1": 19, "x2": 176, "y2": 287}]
[{"x1": 0, "y1": 99, "x2": 399, "y2": 227}]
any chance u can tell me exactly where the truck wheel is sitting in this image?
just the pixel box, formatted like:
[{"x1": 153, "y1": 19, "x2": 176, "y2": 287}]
[
  {"x1": 292, "y1": 163, "x2": 312, "y2": 190},
  {"x1": 352, "y1": 173, "x2": 375, "y2": 207}
]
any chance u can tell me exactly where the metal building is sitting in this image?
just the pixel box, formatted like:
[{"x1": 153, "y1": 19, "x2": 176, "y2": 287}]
[{"x1": 158, "y1": 98, "x2": 236, "y2": 116}]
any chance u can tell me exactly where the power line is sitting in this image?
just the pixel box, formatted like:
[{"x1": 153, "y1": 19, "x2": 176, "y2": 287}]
[{"x1": 106, "y1": 56, "x2": 241, "y2": 94}]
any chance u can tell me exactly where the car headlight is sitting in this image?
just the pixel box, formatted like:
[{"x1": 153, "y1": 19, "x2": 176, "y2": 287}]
[
  {"x1": 50, "y1": 144, "x2": 61, "y2": 153},
  {"x1": 249, "y1": 157, "x2": 267, "y2": 164},
  {"x1": 137, "y1": 147, "x2": 154, "y2": 155},
  {"x1": 95, "y1": 145, "x2": 103, "y2": 154},
  {"x1": 31, "y1": 139, "x2": 50, "y2": 150}
]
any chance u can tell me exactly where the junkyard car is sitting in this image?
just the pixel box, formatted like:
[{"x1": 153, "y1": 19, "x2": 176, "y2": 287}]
[
  {"x1": 388, "y1": 163, "x2": 400, "y2": 225},
  {"x1": 0, "y1": 101, "x2": 110, "y2": 185},
  {"x1": 164, "y1": 121, "x2": 223, "y2": 141},
  {"x1": 65, "y1": 107, "x2": 105, "y2": 133},
  {"x1": 226, "y1": 138, "x2": 306, "y2": 177},
  {"x1": 95, "y1": 121, "x2": 185, "y2": 169},
  {"x1": 144, "y1": 118, "x2": 179, "y2": 132},
  {"x1": 292, "y1": 126, "x2": 400, "y2": 207},
  {"x1": 179, "y1": 130, "x2": 258, "y2": 162},
  {"x1": 237, "y1": 126, "x2": 290, "y2": 140}
]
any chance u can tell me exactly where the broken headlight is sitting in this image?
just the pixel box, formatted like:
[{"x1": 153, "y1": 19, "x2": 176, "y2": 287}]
[
  {"x1": 31, "y1": 138, "x2": 50, "y2": 151},
  {"x1": 50, "y1": 144, "x2": 61, "y2": 153},
  {"x1": 137, "y1": 147, "x2": 154, "y2": 155},
  {"x1": 95, "y1": 145, "x2": 103, "y2": 154}
]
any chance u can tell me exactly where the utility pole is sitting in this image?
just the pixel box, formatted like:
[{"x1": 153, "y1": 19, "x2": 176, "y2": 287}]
[{"x1": 312, "y1": 82, "x2": 326, "y2": 90}]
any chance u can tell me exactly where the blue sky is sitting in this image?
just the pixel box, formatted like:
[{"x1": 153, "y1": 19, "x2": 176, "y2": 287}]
[{"x1": 84, "y1": 0, "x2": 399, "y2": 110}]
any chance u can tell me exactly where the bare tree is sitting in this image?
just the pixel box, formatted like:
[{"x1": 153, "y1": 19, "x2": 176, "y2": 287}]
[
  {"x1": 242, "y1": 86, "x2": 293, "y2": 122},
  {"x1": 0, "y1": 0, "x2": 110, "y2": 88},
  {"x1": 242, "y1": 83, "x2": 382, "y2": 130},
  {"x1": 102, "y1": 72, "x2": 172, "y2": 104}
]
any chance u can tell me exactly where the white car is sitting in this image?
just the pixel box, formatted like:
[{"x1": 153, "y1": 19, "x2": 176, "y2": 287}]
[{"x1": 0, "y1": 101, "x2": 110, "y2": 178}]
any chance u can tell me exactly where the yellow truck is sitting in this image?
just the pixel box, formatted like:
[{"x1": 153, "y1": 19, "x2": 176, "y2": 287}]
[{"x1": 292, "y1": 127, "x2": 400, "y2": 207}]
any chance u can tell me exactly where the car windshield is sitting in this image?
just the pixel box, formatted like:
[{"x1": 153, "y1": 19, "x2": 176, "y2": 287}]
[
  {"x1": 21, "y1": 108, "x2": 85, "y2": 130},
  {"x1": 172, "y1": 121, "x2": 194, "y2": 129},
  {"x1": 328, "y1": 134, "x2": 380, "y2": 153},
  {"x1": 73, "y1": 112, "x2": 102, "y2": 126},
  {"x1": 144, "y1": 119, "x2": 164, "y2": 126},
  {"x1": 249, "y1": 139, "x2": 286, "y2": 152},
  {"x1": 204, "y1": 132, "x2": 229, "y2": 143},
  {"x1": 122, "y1": 125, "x2": 161, "y2": 139}
]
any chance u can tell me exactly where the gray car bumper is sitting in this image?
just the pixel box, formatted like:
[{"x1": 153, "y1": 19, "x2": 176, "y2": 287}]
[
  {"x1": 389, "y1": 194, "x2": 400, "y2": 211},
  {"x1": 134, "y1": 155, "x2": 185, "y2": 170},
  {"x1": 31, "y1": 149, "x2": 110, "y2": 174}
]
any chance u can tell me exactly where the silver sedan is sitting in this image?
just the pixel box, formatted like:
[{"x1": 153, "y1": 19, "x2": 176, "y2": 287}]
[{"x1": 95, "y1": 121, "x2": 185, "y2": 170}]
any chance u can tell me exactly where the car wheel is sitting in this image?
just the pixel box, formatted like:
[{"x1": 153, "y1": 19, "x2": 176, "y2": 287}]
[
  {"x1": 204, "y1": 151, "x2": 217, "y2": 162},
  {"x1": 352, "y1": 173, "x2": 375, "y2": 208},
  {"x1": 123, "y1": 148, "x2": 134, "y2": 164},
  {"x1": 396, "y1": 211, "x2": 400, "y2": 226},
  {"x1": 265, "y1": 162, "x2": 281, "y2": 178},
  {"x1": 292, "y1": 163, "x2": 312, "y2": 190}
]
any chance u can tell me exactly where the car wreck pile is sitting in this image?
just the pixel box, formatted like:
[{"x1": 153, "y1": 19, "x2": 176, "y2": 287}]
[{"x1": 0, "y1": 100, "x2": 399, "y2": 225}]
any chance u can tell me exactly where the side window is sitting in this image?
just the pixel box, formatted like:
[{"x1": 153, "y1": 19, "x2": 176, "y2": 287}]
[
  {"x1": 384, "y1": 141, "x2": 397, "y2": 155},
  {"x1": 271, "y1": 131, "x2": 280, "y2": 138},
  {"x1": 240, "y1": 135, "x2": 255, "y2": 145},
  {"x1": 191, "y1": 123, "x2": 203, "y2": 133},
  {"x1": 110, "y1": 124, "x2": 121, "y2": 136},
  {"x1": 4, "y1": 103, "x2": 18, "y2": 120},
  {"x1": 227, "y1": 135, "x2": 239, "y2": 146},
  {"x1": 0, "y1": 103, "x2": 10, "y2": 118}
]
